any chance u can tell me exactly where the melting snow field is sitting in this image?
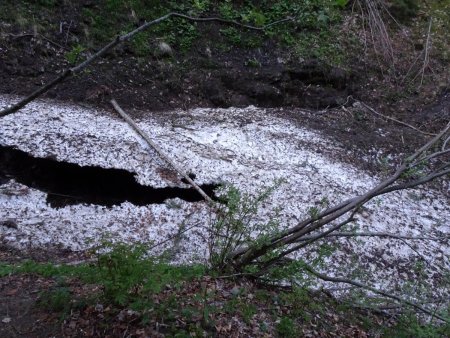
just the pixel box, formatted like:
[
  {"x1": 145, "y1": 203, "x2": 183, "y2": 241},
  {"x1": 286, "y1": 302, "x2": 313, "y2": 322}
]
[{"x1": 0, "y1": 95, "x2": 448, "y2": 299}]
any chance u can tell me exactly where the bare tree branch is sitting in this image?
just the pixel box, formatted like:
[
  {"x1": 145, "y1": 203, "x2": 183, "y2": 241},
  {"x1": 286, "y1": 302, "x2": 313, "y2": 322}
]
[
  {"x1": 304, "y1": 265, "x2": 448, "y2": 322},
  {"x1": 0, "y1": 13, "x2": 292, "y2": 118},
  {"x1": 232, "y1": 122, "x2": 450, "y2": 269},
  {"x1": 110, "y1": 99, "x2": 216, "y2": 207},
  {"x1": 415, "y1": 17, "x2": 433, "y2": 88},
  {"x1": 355, "y1": 99, "x2": 437, "y2": 136},
  {"x1": 298, "y1": 231, "x2": 448, "y2": 242}
]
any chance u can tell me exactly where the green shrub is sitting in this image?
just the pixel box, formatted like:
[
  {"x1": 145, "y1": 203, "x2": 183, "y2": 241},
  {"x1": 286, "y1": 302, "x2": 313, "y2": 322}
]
[
  {"x1": 276, "y1": 316, "x2": 297, "y2": 337},
  {"x1": 93, "y1": 240, "x2": 204, "y2": 306},
  {"x1": 209, "y1": 181, "x2": 284, "y2": 272},
  {"x1": 389, "y1": 0, "x2": 419, "y2": 22},
  {"x1": 38, "y1": 287, "x2": 72, "y2": 313},
  {"x1": 65, "y1": 45, "x2": 85, "y2": 65}
]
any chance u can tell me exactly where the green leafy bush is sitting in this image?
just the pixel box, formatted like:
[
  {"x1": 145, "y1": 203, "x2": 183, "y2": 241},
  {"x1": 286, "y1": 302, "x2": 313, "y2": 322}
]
[
  {"x1": 209, "y1": 181, "x2": 284, "y2": 272},
  {"x1": 389, "y1": 0, "x2": 419, "y2": 22},
  {"x1": 93, "y1": 240, "x2": 204, "y2": 306}
]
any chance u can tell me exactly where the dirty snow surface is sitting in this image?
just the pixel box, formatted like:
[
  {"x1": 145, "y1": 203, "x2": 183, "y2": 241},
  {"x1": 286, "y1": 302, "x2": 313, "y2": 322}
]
[{"x1": 0, "y1": 95, "x2": 449, "y2": 299}]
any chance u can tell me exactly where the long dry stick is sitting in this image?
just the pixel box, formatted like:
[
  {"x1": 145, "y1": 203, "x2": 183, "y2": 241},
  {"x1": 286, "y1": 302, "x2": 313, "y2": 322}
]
[
  {"x1": 355, "y1": 99, "x2": 437, "y2": 136},
  {"x1": 304, "y1": 265, "x2": 448, "y2": 322},
  {"x1": 416, "y1": 17, "x2": 433, "y2": 88},
  {"x1": 110, "y1": 99, "x2": 215, "y2": 207},
  {"x1": 0, "y1": 13, "x2": 291, "y2": 118},
  {"x1": 297, "y1": 231, "x2": 448, "y2": 242}
]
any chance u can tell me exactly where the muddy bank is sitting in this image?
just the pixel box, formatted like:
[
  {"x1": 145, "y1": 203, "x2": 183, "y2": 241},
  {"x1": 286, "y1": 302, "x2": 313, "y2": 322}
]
[{"x1": 0, "y1": 36, "x2": 351, "y2": 111}]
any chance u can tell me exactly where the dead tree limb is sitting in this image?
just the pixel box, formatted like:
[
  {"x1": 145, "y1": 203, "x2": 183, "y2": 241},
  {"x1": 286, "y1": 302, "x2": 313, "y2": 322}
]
[
  {"x1": 304, "y1": 265, "x2": 448, "y2": 322},
  {"x1": 110, "y1": 99, "x2": 215, "y2": 207},
  {"x1": 297, "y1": 231, "x2": 448, "y2": 242},
  {"x1": 355, "y1": 99, "x2": 437, "y2": 136},
  {"x1": 0, "y1": 14, "x2": 291, "y2": 118},
  {"x1": 231, "y1": 122, "x2": 450, "y2": 269}
]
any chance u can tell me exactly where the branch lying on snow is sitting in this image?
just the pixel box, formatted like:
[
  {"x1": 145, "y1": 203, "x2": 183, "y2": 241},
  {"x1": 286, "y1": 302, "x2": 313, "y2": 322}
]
[
  {"x1": 298, "y1": 230, "x2": 447, "y2": 269},
  {"x1": 304, "y1": 265, "x2": 448, "y2": 322},
  {"x1": 232, "y1": 122, "x2": 450, "y2": 270},
  {"x1": 0, "y1": 13, "x2": 292, "y2": 118},
  {"x1": 297, "y1": 231, "x2": 448, "y2": 242},
  {"x1": 110, "y1": 99, "x2": 216, "y2": 207}
]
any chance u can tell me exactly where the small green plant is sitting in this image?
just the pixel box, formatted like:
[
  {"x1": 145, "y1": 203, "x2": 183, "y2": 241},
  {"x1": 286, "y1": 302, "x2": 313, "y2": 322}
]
[
  {"x1": 383, "y1": 311, "x2": 450, "y2": 338},
  {"x1": 218, "y1": 1, "x2": 236, "y2": 20},
  {"x1": 192, "y1": 0, "x2": 210, "y2": 13},
  {"x1": 241, "y1": 302, "x2": 257, "y2": 323},
  {"x1": 276, "y1": 316, "x2": 297, "y2": 337},
  {"x1": 220, "y1": 27, "x2": 242, "y2": 45},
  {"x1": 245, "y1": 57, "x2": 261, "y2": 68},
  {"x1": 334, "y1": 0, "x2": 349, "y2": 9},
  {"x1": 208, "y1": 180, "x2": 284, "y2": 272},
  {"x1": 65, "y1": 44, "x2": 85, "y2": 65},
  {"x1": 38, "y1": 286, "x2": 73, "y2": 317},
  {"x1": 93, "y1": 240, "x2": 204, "y2": 306}
]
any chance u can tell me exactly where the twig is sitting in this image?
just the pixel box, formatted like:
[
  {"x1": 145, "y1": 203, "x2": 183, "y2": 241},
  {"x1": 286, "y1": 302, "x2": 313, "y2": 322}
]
[
  {"x1": 418, "y1": 17, "x2": 433, "y2": 88},
  {"x1": 297, "y1": 231, "x2": 447, "y2": 242},
  {"x1": 6, "y1": 32, "x2": 67, "y2": 50},
  {"x1": 64, "y1": 20, "x2": 73, "y2": 46},
  {"x1": 0, "y1": 13, "x2": 291, "y2": 117},
  {"x1": 361, "y1": 0, "x2": 395, "y2": 68},
  {"x1": 110, "y1": 99, "x2": 215, "y2": 207},
  {"x1": 442, "y1": 135, "x2": 450, "y2": 151},
  {"x1": 148, "y1": 222, "x2": 200, "y2": 251},
  {"x1": 356, "y1": 99, "x2": 437, "y2": 136},
  {"x1": 304, "y1": 265, "x2": 448, "y2": 322}
]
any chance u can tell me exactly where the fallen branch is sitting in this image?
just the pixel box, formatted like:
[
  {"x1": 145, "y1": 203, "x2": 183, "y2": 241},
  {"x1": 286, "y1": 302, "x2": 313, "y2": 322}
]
[
  {"x1": 0, "y1": 13, "x2": 291, "y2": 118},
  {"x1": 110, "y1": 99, "x2": 215, "y2": 207},
  {"x1": 304, "y1": 265, "x2": 448, "y2": 322},
  {"x1": 355, "y1": 99, "x2": 437, "y2": 136},
  {"x1": 232, "y1": 122, "x2": 450, "y2": 269},
  {"x1": 6, "y1": 32, "x2": 67, "y2": 50},
  {"x1": 299, "y1": 230, "x2": 446, "y2": 268},
  {"x1": 298, "y1": 231, "x2": 447, "y2": 242}
]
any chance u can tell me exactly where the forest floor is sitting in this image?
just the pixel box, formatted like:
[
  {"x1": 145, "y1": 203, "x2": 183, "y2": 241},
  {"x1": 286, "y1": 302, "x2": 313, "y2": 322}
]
[{"x1": 0, "y1": 1, "x2": 449, "y2": 337}]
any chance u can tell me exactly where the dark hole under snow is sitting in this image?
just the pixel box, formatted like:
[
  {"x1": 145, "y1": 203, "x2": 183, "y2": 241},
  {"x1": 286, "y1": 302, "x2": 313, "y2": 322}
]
[{"x1": 0, "y1": 145, "x2": 218, "y2": 208}]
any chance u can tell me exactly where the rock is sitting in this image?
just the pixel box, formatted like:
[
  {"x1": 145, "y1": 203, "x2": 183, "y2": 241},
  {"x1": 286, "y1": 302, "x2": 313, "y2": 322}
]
[
  {"x1": 157, "y1": 41, "x2": 173, "y2": 57},
  {"x1": 230, "y1": 286, "x2": 241, "y2": 296}
]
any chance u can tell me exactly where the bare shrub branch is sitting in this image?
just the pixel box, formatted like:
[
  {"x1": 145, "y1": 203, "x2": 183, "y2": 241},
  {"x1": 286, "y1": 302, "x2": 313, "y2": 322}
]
[
  {"x1": 298, "y1": 231, "x2": 449, "y2": 242},
  {"x1": 358, "y1": 0, "x2": 395, "y2": 67},
  {"x1": 354, "y1": 99, "x2": 437, "y2": 136},
  {"x1": 304, "y1": 265, "x2": 448, "y2": 322},
  {"x1": 230, "y1": 122, "x2": 450, "y2": 271},
  {"x1": 110, "y1": 99, "x2": 216, "y2": 207}
]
